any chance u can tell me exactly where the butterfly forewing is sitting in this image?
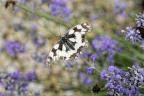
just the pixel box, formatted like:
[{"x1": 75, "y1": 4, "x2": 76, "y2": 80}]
[{"x1": 47, "y1": 22, "x2": 91, "y2": 64}]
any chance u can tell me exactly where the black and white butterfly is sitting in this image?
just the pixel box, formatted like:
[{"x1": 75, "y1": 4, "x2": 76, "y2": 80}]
[{"x1": 46, "y1": 22, "x2": 91, "y2": 64}]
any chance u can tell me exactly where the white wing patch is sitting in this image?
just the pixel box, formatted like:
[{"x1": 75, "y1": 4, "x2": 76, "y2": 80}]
[
  {"x1": 54, "y1": 44, "x2": 59, "y2": 49},
  {"x1": 47, "y1": 22, "x2": 91, "y2": 64},
  {"x1": 69, "y1": 30, "x2": 74, "y2": 34}
]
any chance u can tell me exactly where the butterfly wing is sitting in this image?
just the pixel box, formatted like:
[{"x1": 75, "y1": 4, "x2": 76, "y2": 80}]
[{"x1": 47, "y1": 22, "x2": 91, "y2": 63}]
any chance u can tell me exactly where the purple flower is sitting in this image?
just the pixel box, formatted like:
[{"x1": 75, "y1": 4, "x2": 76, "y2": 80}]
[
  {"x1": 121, "y1": 27, "x2": 143, "y2": 44},
  {"x1": 91, "y1": 54, "x2": 98, "y2": 62},
  {"x1": 0, "y1": 93, "x2": 4, "y2": 96},
  {"x1": 31, "y1": 23, "x2": 38, "y2": 33},
  {"x1": 62, "y1": 8, "x2": 71, "y2": 16},
  {"x1": 25, "y1": 70, "x2": 37, "y2": 81},
  {"x1": 101, "y1": 70, "x2": 108, "y2": 80},
  {"x1": 79, "y1": 72, "x2": 94, "y2": 86},
  {"x1": 33, "y1": 36, "x2": 46, "y2": 47},
  {"x1": 84, "y1": 78, "x2": 94, "y2": 86},
  {"x1": 30, "y1": 24, "x2": 46, "y2": 47},
  {"x1": 85, "y1": 67, "x2": 95, "y2": 74},
  {"x1": 64, "y1": 60, "x2": 79, "y2": 70},
  {"x1": 12, "y1": 71, "x2": 21, "y2": 80},
  {"x1": 114, "y1": 0, "x2": 127, "y2": 17},
  {"x1": 79, "y1": 72, "x2": 87, "y2": 83},
  {"x1": 32, "y1": 52, "x2": 47, "y2": 64},
  {"x1": 0, "y1": 71, "x2": 29, "y2": 95},
  {"x1": 136, "y1": 12, "x2": 144, "y2": 27},
  {"x1": 50, "y1": 0, "x2": 71, "y2": 22},
  {"x1": 92, "y1": 36, "x2": 121, "y2": 65},
  {"x1": 101, "y1": 65, "x2": 144, "y2": 95},
  {"x1": 5, "y1": 41, "x2": 26, "y2": 56},
  {"x1": 78, "y1": 50, "x2": 91, "y2": 59},
  {"x1": 127, "y1": 65, "x2": 144, "y2": 87},
  {"x1": 121, "y1": 12, "x2": 144, "y2": 49}
]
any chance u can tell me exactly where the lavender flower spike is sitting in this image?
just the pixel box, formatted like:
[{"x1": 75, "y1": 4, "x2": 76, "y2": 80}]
[
  {"x1": 121, "y1": 27, "x2": 143, "y2": 44},
  {"x1": 5, "y1": 41, "x2": 26, "y2": 56},
  {"x1": 101, "y1": 65, "x2": 144, "y2": 96},
  {"x1": 136, "y1": 11, "x2": 144, "y2": 27}
]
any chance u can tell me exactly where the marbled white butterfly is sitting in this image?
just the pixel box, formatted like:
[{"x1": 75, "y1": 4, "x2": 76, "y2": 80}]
[{"x1": 46, "y1": 22, "x2": 91, "y2": 65}]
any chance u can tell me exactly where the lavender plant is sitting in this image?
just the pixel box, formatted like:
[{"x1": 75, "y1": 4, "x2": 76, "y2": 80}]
[
  {"x1": 0, "y1": 71, "x2": 37, "y2": 95},
  {"x1": 5, "y1": 41, "x2": 26, "y2": 56},
  {"x1": 121, "y1": 12, "x2": 144, "y2": 49},
  {"x1": 101, "y1": 65, "x2": 144, "y2": 96}
]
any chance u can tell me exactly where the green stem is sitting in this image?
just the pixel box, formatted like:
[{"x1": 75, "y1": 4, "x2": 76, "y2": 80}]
[{"x1": 16, "y1": 3, "x2": 70, "y2": 28}]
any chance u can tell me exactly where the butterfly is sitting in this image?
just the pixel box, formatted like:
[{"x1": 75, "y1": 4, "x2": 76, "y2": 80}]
[{"x1": 46, "y1": 22, "x2": 91, "y2": 65}]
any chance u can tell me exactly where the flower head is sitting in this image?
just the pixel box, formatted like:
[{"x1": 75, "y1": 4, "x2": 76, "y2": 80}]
[
  {"x1": 5, "y1": 41, "x2": 26, "y2": 56},
  {"x1": 33, "y1": 36, "x2": 46, "y2": 47},
  {"x1": 136, "y1": 12, "x2": 144, "y2": 27},
  {"x1": 121, "y1": 27, "x2": 143, "y2": 44},
  {"x1": 25, "y1": 70, "x2": 37, "y2": 81},
  {"x1": 32, "y1": 52, "x2": 47, "y2": 64},
  {"x1": 50, "y1": 0, "x2": 71, "y2": 22},
  {"x1": 85, "y1": 67, "x2": 95, "y2": 74},
  {"x1": 79, "y1": 72, "x2": 94, "y2": 86},
  {"x1": 91, "y1": 54, "x2": 98, "y2": 62},
  {"x1": 101, "y1": 65, "x2": 144, "y2": 96},
  {"x1": 12, "y1": 71, "x2": 21, "y2": 80},
  {"x1": 114, "y1": 0, "x2": 127, "y2": 17},
  {"x1": 121, "y1": 12, "x2": 144, "y2": 50},
  {"x1": 84, "y1": 78, "x2": 94, "y2": 86},
  {"x1": 0, "y1": 71, "x2": 29, "y2": 95},
  {"x1": 92, "y1": 36, "x2": 121, "y2": 65}
]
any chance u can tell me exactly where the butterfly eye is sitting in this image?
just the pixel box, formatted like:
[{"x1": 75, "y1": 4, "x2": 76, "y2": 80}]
[{"x1": 61, "y1": 37, "x2": 66, "y2": 41}]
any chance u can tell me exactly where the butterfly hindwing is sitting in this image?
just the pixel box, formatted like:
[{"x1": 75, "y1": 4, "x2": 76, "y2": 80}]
[{"x1": 47, "y1": 22, "x2": 91, "y2": 64}]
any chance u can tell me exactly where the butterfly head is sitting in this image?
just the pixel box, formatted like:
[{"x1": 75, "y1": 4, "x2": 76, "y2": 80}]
[{"x1": 61, "y1": 37, "x2": 67, "y2": 42}]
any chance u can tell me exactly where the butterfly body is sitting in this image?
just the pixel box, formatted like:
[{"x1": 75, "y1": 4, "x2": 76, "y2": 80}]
[
  {"x1": 47, "y1": 23, "x2": 91, "y2": 64},
  {"x1": 61, "y1": 36, "x2": 75, "y2": 50}
]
